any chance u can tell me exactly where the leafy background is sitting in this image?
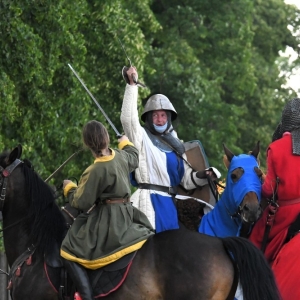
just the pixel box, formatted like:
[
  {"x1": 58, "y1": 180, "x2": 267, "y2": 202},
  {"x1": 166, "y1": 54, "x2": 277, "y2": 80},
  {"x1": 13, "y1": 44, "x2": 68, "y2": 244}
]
[{"x1": 0, "y1": 0, "x2": 300, "y2": 250}]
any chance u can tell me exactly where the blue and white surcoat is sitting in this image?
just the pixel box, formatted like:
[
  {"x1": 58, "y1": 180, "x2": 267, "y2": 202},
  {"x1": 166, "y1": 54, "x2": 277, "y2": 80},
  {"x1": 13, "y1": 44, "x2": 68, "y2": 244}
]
[{"x1": 121, "y1": 84, "x2": 209, "y2": 232}]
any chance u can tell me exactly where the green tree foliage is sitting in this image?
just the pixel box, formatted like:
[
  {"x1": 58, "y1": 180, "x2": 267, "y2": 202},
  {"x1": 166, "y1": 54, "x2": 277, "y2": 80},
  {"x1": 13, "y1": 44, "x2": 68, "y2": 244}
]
[
  {"x1": 0, "y1": 0, "x2": 159, "y2": 184},
  {"x1": 0, "y1": 0, "x2": 89, "y2": 181},
  {"x1": 146, "y1": 0, "x2": 300, "y2": 172},
  {"x1": 0, "y1": 1, "x2": 299, "y2": 223}
]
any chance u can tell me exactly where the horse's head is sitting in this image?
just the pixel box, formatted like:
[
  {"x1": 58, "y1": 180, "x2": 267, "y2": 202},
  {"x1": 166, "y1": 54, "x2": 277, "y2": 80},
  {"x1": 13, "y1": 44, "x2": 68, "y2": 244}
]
[
  {"x1": 0, "y1": 144, "x2": 22, "y2": 168},
  {"x1": 0, "y1": 145, "x2": 25, "y2": 211},
  {"x1": 0, "y1": 145, "x2": 66, "y2": 262},
  {"x1": 223, "y1": 141, "x2": 263, "y2": 227}
]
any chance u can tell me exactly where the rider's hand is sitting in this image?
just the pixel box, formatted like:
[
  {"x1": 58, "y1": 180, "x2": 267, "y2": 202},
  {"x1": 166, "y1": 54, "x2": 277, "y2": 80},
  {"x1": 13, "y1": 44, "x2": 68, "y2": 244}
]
[
  {"x1": 196, "y1": 167, "x2": 221, "y2": 180},
  {"x1": 63, "y1": 179, "x2": 72, "y2": 189},
  {"x1": 118, "y1": 135, "x2": 129, "y2": 143},
  {"x1": 126, "y1": 66, "x2": 138, "y2": 85},
  {"x1": 206, "y1": 167, "x2": 221, "y2": 180}
]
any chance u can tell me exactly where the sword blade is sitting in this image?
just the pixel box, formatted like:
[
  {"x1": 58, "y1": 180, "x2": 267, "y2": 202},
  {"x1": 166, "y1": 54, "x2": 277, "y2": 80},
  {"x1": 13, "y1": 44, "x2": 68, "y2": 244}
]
[
  {"x1": 117, "y1": 37, "x2": 132, "y2": 66},
  {"x1": 68, "y1": 64, "x2": 122, "y2": 138},
  {"x1": 117, "y1": 37, "x2": 138, "y2": 84},
  {"x1": 45, "y1": 150, "x2": 81, "y2": 183}
]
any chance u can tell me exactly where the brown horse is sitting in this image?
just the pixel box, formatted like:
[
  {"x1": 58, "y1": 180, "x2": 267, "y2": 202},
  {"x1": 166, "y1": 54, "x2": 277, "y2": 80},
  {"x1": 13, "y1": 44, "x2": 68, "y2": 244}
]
[
  {"x1": 0, "y1": 145, "x2": 280, "y2": 300},
  {"x1": 178, "y1": 142, "x2": 263, "y2": 238}
]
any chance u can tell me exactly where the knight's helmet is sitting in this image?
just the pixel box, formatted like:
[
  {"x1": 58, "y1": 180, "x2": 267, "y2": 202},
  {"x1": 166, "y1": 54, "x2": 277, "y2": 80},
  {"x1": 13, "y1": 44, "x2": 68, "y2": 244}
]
[
  {"x1": 141, "y1": 94, "x2": 177, "y2": 122},
  {"x1": 272, "y1": 97, "x2": 300, "y2": 154}
]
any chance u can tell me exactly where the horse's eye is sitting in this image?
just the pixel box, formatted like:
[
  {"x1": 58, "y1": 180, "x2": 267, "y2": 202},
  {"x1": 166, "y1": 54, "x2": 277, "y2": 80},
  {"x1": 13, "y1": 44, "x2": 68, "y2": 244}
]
[
  {"x1": 231, "y1": 173, "x2": 237, "y2": 180},
  {"x1": 231, "y1": 168, "x2": 244, "y2": 182},
  {"x1": 254, "y1": 166, "x2": 263, "y2": 178}
]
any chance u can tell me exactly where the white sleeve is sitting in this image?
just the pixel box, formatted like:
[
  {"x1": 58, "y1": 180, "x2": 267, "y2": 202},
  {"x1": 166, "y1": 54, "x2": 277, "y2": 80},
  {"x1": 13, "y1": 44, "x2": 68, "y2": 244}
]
[{"x1": 120, "y1": 84, "x2": 143, "y2": 149}]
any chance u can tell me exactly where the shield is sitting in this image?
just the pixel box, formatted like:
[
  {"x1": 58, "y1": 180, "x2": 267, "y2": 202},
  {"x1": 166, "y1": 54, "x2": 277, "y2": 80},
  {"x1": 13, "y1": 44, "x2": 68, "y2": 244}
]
[{"x1": 177, "y1": 140, "x2": 217, "y2": 207}]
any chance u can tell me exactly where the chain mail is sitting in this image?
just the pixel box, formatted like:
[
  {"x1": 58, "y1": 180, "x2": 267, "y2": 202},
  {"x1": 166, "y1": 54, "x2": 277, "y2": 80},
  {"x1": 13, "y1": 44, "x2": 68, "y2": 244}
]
[{"x1": 272, "y1": 98, "x2": 300, "y2": 155}]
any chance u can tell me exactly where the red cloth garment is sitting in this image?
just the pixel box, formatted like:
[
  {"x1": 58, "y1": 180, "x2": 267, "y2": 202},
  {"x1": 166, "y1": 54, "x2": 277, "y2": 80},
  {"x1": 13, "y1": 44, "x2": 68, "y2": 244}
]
[
  {"x1": 249, "y1": 133, "x2": 300, "y2": 264},
  {"x1": 272, "y1": 234, "x2": 300, "y2": 300}
]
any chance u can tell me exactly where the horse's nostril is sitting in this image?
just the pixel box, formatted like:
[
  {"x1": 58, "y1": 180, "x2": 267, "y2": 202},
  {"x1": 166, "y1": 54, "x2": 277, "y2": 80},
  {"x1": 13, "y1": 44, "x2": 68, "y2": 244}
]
[{"x1": 243, "y1": 205, "x2": 249, "y2": 211}]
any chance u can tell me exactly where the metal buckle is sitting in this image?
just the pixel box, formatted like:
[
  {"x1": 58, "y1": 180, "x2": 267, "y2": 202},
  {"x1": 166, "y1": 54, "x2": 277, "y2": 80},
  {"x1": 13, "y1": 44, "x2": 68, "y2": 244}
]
[{"x1": 168, "y1": 187, "x2": 176, "y2": 195}]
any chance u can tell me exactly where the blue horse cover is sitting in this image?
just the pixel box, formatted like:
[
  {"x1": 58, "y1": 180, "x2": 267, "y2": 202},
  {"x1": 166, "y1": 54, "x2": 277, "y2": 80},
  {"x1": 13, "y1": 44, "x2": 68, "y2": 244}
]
[{"x1": 199, "y1": 154, "x2": 262, "y2": 237}]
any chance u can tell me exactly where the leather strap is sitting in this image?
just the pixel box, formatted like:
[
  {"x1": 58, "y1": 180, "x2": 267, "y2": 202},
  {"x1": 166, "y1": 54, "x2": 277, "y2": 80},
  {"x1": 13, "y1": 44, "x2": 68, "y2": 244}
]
[
  {"x1": 138, "y1": 183, "x2": 177, "y2": 195},
  {"x1": 277, "y1": 198, "x2": 300, "y2": 206},
  {"x1": 261, "y1": 203, "x2": 278, "y2": 253},
  {"x1": 105, "y1": 198, "x2": 130, "y2": 204}
]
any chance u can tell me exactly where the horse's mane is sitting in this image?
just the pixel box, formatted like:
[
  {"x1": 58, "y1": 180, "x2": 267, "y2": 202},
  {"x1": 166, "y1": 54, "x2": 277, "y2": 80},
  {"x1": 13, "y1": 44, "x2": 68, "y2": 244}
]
[
  {"x1": 21, "y1": 163, "x2": 66, "y2": 255},
  {"x1": 0, "y1": 151, "x2": 66, "y2": 255}
]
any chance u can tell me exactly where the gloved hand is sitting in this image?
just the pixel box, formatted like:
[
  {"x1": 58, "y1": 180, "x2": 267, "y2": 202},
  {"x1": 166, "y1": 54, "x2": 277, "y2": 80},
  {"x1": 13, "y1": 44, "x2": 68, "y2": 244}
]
[
  {"x1": 196, "y1": 167, "x2": 221, "y2": 180},
  {"x1": 63, "y1": 179, "x2": 73, "y2": 188},
  {"x1": 122, "y1": 66, "x2": 146, "y2": 88},
  {"x1": 123, "y1": 66, "x2": 137, "y2": 85}
]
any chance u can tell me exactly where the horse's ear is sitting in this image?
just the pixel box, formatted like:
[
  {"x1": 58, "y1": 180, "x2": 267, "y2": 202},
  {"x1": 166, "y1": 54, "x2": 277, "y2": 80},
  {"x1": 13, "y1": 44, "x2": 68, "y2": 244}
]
[
  {"x1": 250, "y1": 141, "x2": 260, "y2": 160},
  {"x1": 16, "y1": 144, "x2": 22, "y2": 159},
  {"x1": 223, "y1": 143, "x2": 234, "y2": 162},
  {"x1": 6, "y1": 144, "x2": 22, "y2": 164},
  {"x1": 223, "y1": 155, "x2": 230, "y2": 169}
]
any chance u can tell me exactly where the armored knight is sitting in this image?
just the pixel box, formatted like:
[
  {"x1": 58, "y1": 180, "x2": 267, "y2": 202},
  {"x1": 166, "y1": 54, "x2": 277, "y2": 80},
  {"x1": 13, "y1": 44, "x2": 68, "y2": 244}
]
[
  {"x1": 250, "y1": 97, "x2": 300, "y2": 265},
  {"x1": 121, "y1": 67, "x2": 220, "y2": 232}
]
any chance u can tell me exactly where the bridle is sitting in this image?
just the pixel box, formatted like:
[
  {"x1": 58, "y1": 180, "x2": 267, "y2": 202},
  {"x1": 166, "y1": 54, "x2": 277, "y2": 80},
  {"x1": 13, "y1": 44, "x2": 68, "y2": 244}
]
[
  {"x1": 0, "y1": 158, "x2": 25, "y2": 276},
  {"x1": 0, "y1": 158, "x2": 31, "y2": 234},
  {"x1": 0, "y1": 159, "x2": 23, "y2": 211}
]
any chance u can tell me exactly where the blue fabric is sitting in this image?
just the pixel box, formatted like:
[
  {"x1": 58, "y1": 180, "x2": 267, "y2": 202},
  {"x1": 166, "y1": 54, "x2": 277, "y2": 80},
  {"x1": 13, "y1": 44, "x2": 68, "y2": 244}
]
[
  {"x1": 150, "y1": 193, "x2": 179, "y2": 232},
  {"x1": 130, "y1": 172, "x2": 138, "y2": 187},
  {"x1": 199, "y1": 154, "x2": 262, "y2": 237},
  {"x1": 166, "y1": 151, "x2": 184, "y2": 186},
  {"x1": 151, "y1": 151, "x2": 184, "y2": 233},
  {"x1": 153, "y1": 122, "x2": 168, "y2": 133}
]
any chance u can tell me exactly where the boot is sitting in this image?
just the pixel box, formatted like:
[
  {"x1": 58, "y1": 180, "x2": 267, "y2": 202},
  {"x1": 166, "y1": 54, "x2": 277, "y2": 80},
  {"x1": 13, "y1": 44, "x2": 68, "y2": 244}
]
[{"x1": 63, "y1": 259, "x2": 93, "y2": 300}]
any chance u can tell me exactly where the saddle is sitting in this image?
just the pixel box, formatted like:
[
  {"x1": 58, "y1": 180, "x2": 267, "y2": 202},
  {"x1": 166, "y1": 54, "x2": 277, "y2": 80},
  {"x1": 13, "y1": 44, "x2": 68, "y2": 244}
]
[
  {"x1": 86, "y1": 251, "x2": 136, "y2": 297},
  {"x1": 43, "y1": 249, "x2": 136, "y2": 298},
  {"x1": 5, "y1": 203, "x2": 137, "y2": 298},
  {"x1": 57, "y1": 203, "x2": 136, "y2": 298}
]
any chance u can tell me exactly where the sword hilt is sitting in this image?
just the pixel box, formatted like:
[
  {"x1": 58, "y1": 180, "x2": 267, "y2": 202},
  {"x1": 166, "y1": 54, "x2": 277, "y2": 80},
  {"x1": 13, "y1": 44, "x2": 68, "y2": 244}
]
[
  {"x1": 122, "y1": 66, "x2": 146, "y2": 88},
  {"x1": 131, "y1": 74, "x2": 138, "y2": 84}
]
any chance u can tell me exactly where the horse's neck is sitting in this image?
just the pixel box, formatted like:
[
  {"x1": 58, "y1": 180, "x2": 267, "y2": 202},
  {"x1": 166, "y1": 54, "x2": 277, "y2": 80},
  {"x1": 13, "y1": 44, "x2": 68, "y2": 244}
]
[
  {"x1": 3, "y1": 217, "x2": 32, "y2": 266},
  {"x1": 217, "y1": 191, "x2": 237, "y2": 216},
  {"x1": 204, "y1": 192, "x2": 241, "y2": 236}
]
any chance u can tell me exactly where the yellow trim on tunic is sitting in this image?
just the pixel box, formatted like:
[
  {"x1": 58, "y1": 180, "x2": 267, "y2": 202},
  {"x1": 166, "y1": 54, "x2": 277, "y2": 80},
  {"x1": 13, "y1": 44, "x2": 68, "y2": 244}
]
[
  {"x1": 94, "y1": 149, "x2": 115, "y2": 163},
  {"x1": 63, "y1": 149, "x2": 116, "y2": 197},
  {"x1": 118, "y1": 140, "x2": 134, "y2": 150},
  {"x1": 63, "y1": 182, "x2": 77, "y2": 197},
  {"x1": 60, "y1": 239, "x2": 147, "y2": 269}
]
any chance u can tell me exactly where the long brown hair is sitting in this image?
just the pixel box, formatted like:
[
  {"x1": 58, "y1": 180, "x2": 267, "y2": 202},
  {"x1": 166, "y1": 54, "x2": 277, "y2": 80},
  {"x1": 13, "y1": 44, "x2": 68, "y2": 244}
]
[{"x1": 82, "y1": 120, "x2": 110, "y2": 156}]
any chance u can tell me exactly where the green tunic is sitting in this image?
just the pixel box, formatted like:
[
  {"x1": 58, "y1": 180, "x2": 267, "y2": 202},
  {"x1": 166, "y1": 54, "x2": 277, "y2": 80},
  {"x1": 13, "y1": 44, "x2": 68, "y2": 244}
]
[{"x1": 60, "y1": 144, "x2": 154, "y2": 269}]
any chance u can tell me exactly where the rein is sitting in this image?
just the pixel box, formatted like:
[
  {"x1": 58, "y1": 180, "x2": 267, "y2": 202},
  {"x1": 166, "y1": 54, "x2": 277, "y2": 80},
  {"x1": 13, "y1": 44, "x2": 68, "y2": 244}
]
[
  {"x1": 261, "y1": 177, "x2": 280, "y2": 253},
  {"x1": 0, "y1": 159, "x2": 23, "y2": 210},
  {"x1": 0, "y1": 159, "x2": 29, "y2": 235},
  {"x1": 0, "y1": 159, "x2": 25, "y2": 277},
  {"x1": 0, "y1": 217, "x2": 30, "y2": 238},
  {"x1": 213, "y1": 181, "x2": 242, "y2": 221},
  {"x1": 223, "y1": 198, "x2": 243, "y2": 227}
]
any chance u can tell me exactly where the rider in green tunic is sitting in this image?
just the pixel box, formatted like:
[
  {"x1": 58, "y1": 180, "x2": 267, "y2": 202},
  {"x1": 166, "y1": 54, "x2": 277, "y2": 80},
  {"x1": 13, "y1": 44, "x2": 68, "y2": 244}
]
[{"x1": 60, "y1": 120, "x2": 154, "y2": 300}]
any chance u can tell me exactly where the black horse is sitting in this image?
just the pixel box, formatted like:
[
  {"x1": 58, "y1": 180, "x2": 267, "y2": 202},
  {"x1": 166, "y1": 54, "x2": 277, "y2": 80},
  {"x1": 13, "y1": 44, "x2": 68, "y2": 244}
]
[{"x1": 0, "y1": 145, "x2": 281, "y2": 300}]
